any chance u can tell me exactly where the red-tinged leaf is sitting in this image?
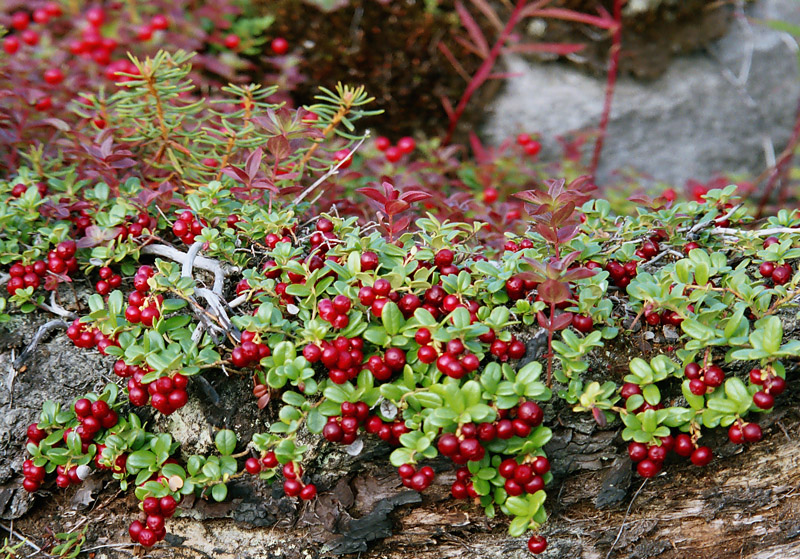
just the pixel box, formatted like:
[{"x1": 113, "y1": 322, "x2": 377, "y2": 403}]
[
  {"x1": 592, "y1": 406, "x2": 608, "y2": 427},
  {"x1": 557, "y1": 225, "x2": 579, "y2": 243},
  {"x1": 563, "y1": 267, "x2": 596, "y2": 281},
  {"x1": 392, "y1": 215, "x2": 412, "y2": 234},
  {"x1": 517, "y1": 270, "x2": 546, "y2": 284},
  {"x1": 76, "y1": 225, "x2": 121, "y2": 248},
  {"x1": 381, "y1": 181, "x2": 398, "y2": 200},
  {"x1": 536, "y1": 223, "x2": 558, "y2": 244},
  {"x1": 385, "y1": 199, "x2": 410, "y2": 216},
  {"x1": 514, "y1": 189, "x2": 545, "y2": 204},
  {"x1": 455, "y1": 1, "x2": 490, "y2": 58},
  {"x1": 468, "y1": 0, "x2": 503, "y2": 31},
  {"x1": 560, "y1": 251, "x2": 583, "y2": 270},
  {"x1": 453, "y1": 35, "x2": 489, "y2": 60},
  {"x1": 553, "y1": 202, "x2": 576, "y2": 226},
  {"x1": 537, "y1": 279, "x2": 571, "y2": 305},
  {"x1": 267, "y1": 135, "x2": 290, "y2": 160},
  {"x1": 109, "y1": 158, "x2": 137, "y2": 169},
  {"x1": 277, "y1": 185, "x2": 303, "y2": 196},
  {"x1": 99, "y1": 133, "x2": 114, "y2": 159},
  {"x1": 221, "y1": 166, "x2": 251, "y2": 185},
  {"x1": 504, "y1": 42, "x2": 586, "y2": 56},
  {"x1": 257, "y1": 393, "x2": 270, "y2": 409},
  {"x1": 628, "y1": 195, "x2": 655, "y2": 207},
  {"x1": 401, "y1": 190, "x2": 433, "y2": 204},
  {"x1": 41, "y1": 118, "x2": 70, "y2": 131},
  {"x1": 357, "y1": 187, "x2": 387, "y2": 204},
  {"x1": 551, "y1": 312, "x2": 574, "y2": 331},
  {"x1": 536, "y1": 311, "x2": 550, "y2": 329},
  {"x1": 245, "y1": 147, "x2": 263, "y2": 180}
]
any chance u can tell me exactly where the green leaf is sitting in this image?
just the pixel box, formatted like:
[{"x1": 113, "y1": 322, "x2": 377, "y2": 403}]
[
  {"x1": 381, "y1": 302, "x2": 404, "y2": 335},
  {"x1": 763, "y1": 316, "x2": 782, "y2": 354},
  {"x1": 127, "y1": 450, "x2": 156, "y2": 471},
  {"x1": 508, "y1": 516, "x2": 531, "y2": 537},
  {"x1": 642, "y1": 384, "x2": 661, "y2": 405},
  {"x1": 215, "y1": 430, "x2": 237, "y2": 456},
  {"x1": 681, "y1": 319, "x2": 714, "y2": 342},
  {"x1": 211, "y1": 483, "x2": 228, "y2": 502}
]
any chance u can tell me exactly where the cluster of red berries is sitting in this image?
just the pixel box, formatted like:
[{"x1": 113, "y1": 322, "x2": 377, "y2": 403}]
[
  {"x1": 516, "y1": 133, "x2": 542, "y2": 157},
  {"x1": 487, "y1": 332, "x2": 527, "y2": 362},
  {"x1": 129, "y1": 495, "x2": 179, "y2": 548},
  {"x1": 94, "y1": 444, "x2": 127, "y2": 473},
  {"x1": 684, "y1": 362, "x2": 725, "y2": 396},
  {"x1": 124, "y1": 266, "x2": 163, "y2": 326},
  {"x1": 6, "y1": 240, "x2": 78, "y2": 295},
  {"x1": 749, "y1": 368, "x2": 786, "y2": 410},
  {"x1": 643, "y1": 305, "x2": 686, "y2": 328},
  {"x1": 321, "y1": 401, "x2": 371, "y2": 445},
  {"x1": 619, "y1": 383, "x2": 663, "y2": 415},
  {"x1": 172, "y1": 211, "x2": 207, "y2": 244},
  {"x1": 244, "y1": 457, "x2": 317, "y2": 500},
  {"x1": 10, "y1": 181, "x2": 48, "y2": 197},
  {"x1": 424, "y1": 333, "x2": 477, "y2": 379},
  {"x1": 503, "y1": 238, "x2": 535, "y2": 253},
  {"x1": 321, "y1": 401, "x2": 409, "y2": 445},
  {"x1": 505, "y1": 274, "x2": 537, "y2": 301},
  {"x1": 628, "y1": 433, "x2": 713, "y2": 478},
  {"x1": 318, "y1": 295, "x2": 352, "y2": 329},
  {"x1": 135, "y1": 13, "x2": 170, "y2": 42},
  {"x1": 727, "y1": 421, "x2": 763, "y2": 445},
  {"x1": 21, "y1": 458, "x2": 47, "y2": 493},
  {"x1": 605, "y1": 259, "x2": 639, "y2": 289},
  {"x1": 95, "y1": 266, "x2": 123, "y2": 296},
  {"x1": 146, "y1": 375, "x2": 190, "y2": 416},
  {"x1": 303, "y1": 336, "x2": 364, "y2": 384},
  {"x1": 231, "y1": 331, "x2": 271, "y2": 368},
  {"x1": 397, "y1": 463, "x2": 436, "y2": 491},
  {"x1": 375, "y1": 135, "x2": 416, "y2": 163},
  {"x1": 497, "y1": 455, "x2": 551, "y2": 497},
  {"x1": 2, "y1": 5, "x2": 62, "y2": 55},
  {"x1": 115, "y1": 212, "x2": 158, "y2": 241},
  {"x1": 437, "y1": 401, "x2": 544, "y2": 466},
  {"x1": 74, "y1": 397, "x2": 119, "y2": 442},
  {"x1": 66, "y1": 317, "x2": 120, "y2": 355}
]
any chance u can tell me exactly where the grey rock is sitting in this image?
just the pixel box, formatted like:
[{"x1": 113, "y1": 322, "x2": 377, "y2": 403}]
[{"x1": 485, "y1": 0, "x2": 800, "y2": 187}]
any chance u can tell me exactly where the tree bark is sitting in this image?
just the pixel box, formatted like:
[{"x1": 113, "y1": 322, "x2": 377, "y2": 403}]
[{"x1": 1, "y1": 319, "x2": 799, "y2": 559}]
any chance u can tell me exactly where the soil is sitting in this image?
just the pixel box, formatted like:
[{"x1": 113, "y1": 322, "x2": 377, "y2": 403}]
[{"x1": 1, "y1": 302, "x2": 799, "y2": 559}]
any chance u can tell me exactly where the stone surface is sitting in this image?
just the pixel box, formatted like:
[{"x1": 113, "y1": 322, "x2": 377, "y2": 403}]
[{"x1": 485, "y1": 0, "x2": 800, "y2": 188}]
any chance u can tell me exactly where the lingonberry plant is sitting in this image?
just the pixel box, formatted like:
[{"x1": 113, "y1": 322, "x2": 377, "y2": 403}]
[{"x1": 3, "y1": 31, "x2": 800, "y2": 559}]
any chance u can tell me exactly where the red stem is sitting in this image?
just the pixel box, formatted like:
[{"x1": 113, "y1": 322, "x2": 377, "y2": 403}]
[
  {"x1": 756, "y1": 95, "x2": 800, "y2": 218},
  {"x1": 589, "y1": 0, "x2": 623, "y2": 181},
  {"x1": 443, "y1": 0, "x2": 529, "y2": 145}
]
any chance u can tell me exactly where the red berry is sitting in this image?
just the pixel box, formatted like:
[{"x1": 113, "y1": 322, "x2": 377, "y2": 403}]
[
  {"x1": 636, "y1": 458, "x2": 660, "y2": 478},
  {"x1": 397, "y1": 136, "x2": 416, "y2": 154},
  {"x1": 674, "y1": 434, "x2": 694, "y2": 457},
  {"x1": 527, "y1": 535, "x2": 547, "y2": 554},
  {"x1": 3, "y1": 36, "x2": 20, "y2": 55},
  {"x1": 151, "y1": 15, "x2": 169, "y2": 30},
  {"x1": 742, "y1": 422, "x2": 763, "y2": 443},
  {"x1": 300, "y1": 483, "x2": 317, "y2": 500},
  {"x1": 690, "y1": 446, "x2": 713, "y2": 466},
  {"x1": 270, "y1": 36, "x2": 290, "y2": 54},
  {"x1": 483, "y1": 187, "x2": 498, "y2": 203},
  {"x1": 245, "y1": 457, "x2": 262, "y2": 474},
  {"x1": 385, "y1": 146, "x2": 402, "y2": 163},
  {"x1": 11, "y1": 11, "x2": 30, "y2": 31},
  {"x1": 223, "y1": 34, "x2": 240, "y2": 49}
]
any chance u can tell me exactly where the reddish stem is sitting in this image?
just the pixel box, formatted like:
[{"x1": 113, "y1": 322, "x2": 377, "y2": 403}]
[
  {"x1": 443, "y1": 0, "x2": 530, "y2": 145},
  {"x1": 589, "y1": 0, "x2": 623, "y2": 181},
  {"x1": 546, "y1": 301, "x2": 555, "y2": 386},
  {"x1": 756, "y1": 95, "x2": 800, "y2": 218}
]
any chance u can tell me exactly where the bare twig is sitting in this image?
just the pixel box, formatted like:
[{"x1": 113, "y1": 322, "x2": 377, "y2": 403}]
[
  {"x1": 293, "y1": 133, "x2": 369, "y2": 205},
  {"x1": 0, "y1": 523, "x2": 42, "y2": 554},
  {"x1": 142, "y1": 243, "x2": 237, "y2": 295},
  {"x1": 13, "y1": 319, "x2": 69, "y2": 369}
]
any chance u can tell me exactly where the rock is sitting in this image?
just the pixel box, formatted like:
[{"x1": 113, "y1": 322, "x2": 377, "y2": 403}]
[{"x1": 485, "y1": 0, "x2": 800, "y2": 187}]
